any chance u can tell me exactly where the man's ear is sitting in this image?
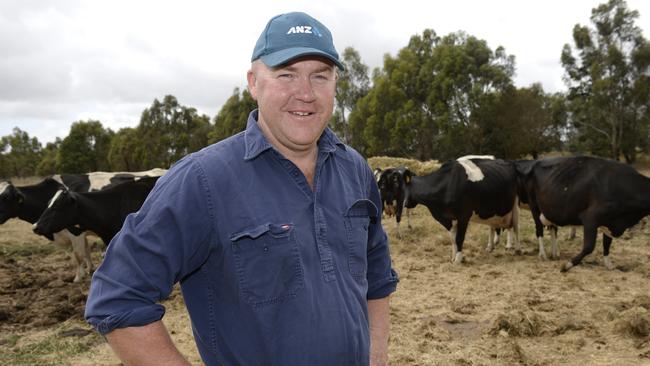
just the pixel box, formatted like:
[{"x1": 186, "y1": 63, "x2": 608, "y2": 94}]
[{"x1": 247, "y1": 69, "x2": 258, "y2": 101}]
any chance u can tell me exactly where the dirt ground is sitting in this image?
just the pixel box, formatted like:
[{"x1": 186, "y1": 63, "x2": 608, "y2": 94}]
[{"x1": 2, "y1": 197, "x2": 650, "y2": 364}]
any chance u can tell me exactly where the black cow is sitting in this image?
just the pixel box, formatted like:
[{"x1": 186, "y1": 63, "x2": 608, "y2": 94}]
[
  {"x1": 0, "y1": 169, "x2": 166, "y2": 282},
  {"x1": 514, "y1": 160, "x2": 579, "y2": 260},
  {"x1": 515, "y1": 156, "x2": 650, "y2": 271},
  {"x1": 389, "y1": 156, "x2": 520, "y2": 263},
  {"x1": 33, "y1": 176, "x2": 159, "y2": 246}
]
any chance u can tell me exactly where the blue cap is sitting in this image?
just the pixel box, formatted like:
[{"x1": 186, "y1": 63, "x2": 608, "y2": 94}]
[{"x1": 252, "y1": 12, "x2": 344, "y2": 71}]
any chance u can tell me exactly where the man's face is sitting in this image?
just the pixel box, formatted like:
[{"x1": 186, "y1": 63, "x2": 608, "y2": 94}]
[{"x1": 247, "y1": 57, "x2": 337, "y2": 154}]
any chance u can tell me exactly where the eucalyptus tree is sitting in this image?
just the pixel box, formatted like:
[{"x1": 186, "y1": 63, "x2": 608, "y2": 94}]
[{"x1": 561, "y1": 0, "x2": 650, "y2": 162}]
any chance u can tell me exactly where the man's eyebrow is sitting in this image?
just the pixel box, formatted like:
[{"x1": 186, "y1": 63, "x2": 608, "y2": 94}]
[{"x1": 277, "y1": 64, "x2": 334, "y2": 73}]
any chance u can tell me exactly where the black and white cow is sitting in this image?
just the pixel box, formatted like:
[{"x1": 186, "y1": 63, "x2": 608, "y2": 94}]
[
  {"x1": 33, "y1": 176, "x2": 159, "y2": 246},
  {"x1": 515, "y1": 156, "x2": 650, "y2": 271},
  {"x1": 0, "y1": 169, "x2": 166, "y2": 282},
  {"x1": 377, "y1": 167, "x2": 412, "y2": 238},
  {"x1": 388, "y1": 156, "x2": 520, "y2": 263}
]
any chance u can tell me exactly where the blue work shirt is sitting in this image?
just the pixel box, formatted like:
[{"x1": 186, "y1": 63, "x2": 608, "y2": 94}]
[{"x1": 85, "y1": 110, "x2": 398, "y2": 366}]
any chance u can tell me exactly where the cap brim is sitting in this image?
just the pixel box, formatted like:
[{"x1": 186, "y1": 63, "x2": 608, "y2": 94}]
[{"x1": 260, "y1": 47, "x2": 345, "y2": 71}]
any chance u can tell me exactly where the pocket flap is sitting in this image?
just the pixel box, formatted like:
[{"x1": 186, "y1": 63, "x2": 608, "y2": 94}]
[
  {"x1": 345, "y1": 199, "x2": 379, "y2": 219},
  {"x1": 230, "y1": 223, "x2": 271, "y2": 241},
  {"x1": 230, "y1": 223, "x2": 294, "y2": 241}
]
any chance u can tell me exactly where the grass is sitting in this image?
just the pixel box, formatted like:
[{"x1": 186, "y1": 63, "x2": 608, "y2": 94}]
[
  {"x1": 0, "y1": 324, "x2": 104, "y2": 366},
  {"x1": 0, "y1": 242, "x2": 56, "y2": 258}
]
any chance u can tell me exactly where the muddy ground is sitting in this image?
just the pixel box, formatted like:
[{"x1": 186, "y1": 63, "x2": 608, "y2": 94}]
[{"x1": 2, "y1": 192, "x2": 650, "y2": 364}]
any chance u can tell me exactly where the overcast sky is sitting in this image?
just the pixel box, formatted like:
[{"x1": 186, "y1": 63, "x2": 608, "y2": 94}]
[{"x1": 1, "y1": 0, "x2": 648, "y2": 145}]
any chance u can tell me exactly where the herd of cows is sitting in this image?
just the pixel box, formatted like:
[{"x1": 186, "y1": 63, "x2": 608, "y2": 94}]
[
  {"x1": 0, "y1": 169, "x2": 166, "y2": 282},
  {"x1": 1, "y1": 154, "x2": 649, "y2": 285},
  {"x1": 376, "y1": 155, "x2": 650, "y2": 272}
]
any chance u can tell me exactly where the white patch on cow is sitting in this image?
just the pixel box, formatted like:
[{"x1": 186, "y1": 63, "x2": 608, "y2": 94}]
[
  {"x1": 456, "y1": 157, "x2": 485, "y2": 182},
  {"x1": 0, "y1": 181, "x2": 10, "y2": 195},
  {"x1": 539, "y1": 213, "x2": 556, "y2": 227},
  {"x1": 603, "y1": 256, "x2": 614, "y2": 270},
  {"x1": 458, "y1": 155, "x2": 495, "y2": 161},
  {"x1": 453, "y1": 251, "x2": 464, "y2": 264},
  {"x1": 87, "y1": 172, "x2": 115, "y2": 191},
  {"x1": 87, "y1": 169, "x2": 167, "y2": 191},
  {"x1": 470, "y1": 211, "x2": 513, "y2": 228},
  {"x1": 48, "y1": 189, "x2": 65, "y2": 208},
  {"x1": 550, "y1": 227, "x2": 560, "y2": 259},
  {"x1": 538, "y1": 237, "x2": 548, "y2": 260}
]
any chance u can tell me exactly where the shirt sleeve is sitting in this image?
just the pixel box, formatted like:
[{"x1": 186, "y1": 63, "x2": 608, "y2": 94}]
[
  {"x1": 85, "y1": 156, "x2": 215, "y2": 335},
  {"x1": 364, "y1": 164, "x2": 399, "y2": 300}
]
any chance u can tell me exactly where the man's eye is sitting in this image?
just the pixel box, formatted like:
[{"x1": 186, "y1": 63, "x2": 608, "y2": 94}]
[{"x1": 278, "y1": 74, "x2": 294, "y2": 79}]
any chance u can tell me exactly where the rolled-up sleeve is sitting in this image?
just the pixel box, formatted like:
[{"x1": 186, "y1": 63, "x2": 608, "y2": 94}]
[
  {"x1": 364, "y1": 165, "x2": 399, "y2": 300},
  {"x1": 85, "y1": 156, "x2": 215, "y2": 334}
]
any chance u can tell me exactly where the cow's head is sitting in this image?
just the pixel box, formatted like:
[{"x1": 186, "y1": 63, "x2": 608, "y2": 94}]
[
  {"x1": 0, "y1": 181, "x2": 24, "y2": 224},
  {"x1": 32, "y1": 189, "x2": 77, "y2": 238}
]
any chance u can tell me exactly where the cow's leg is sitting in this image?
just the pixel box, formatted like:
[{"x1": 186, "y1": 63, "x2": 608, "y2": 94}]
[
  {"x1": 566, "y1": 227, "x2": 577, "y2": 240},
  {"x1": 486, "y1": 228, "x2": 496, "y2": 252},
  {"x1": 510, "y1": 201, "x2": 520, "y2": 254},
  {"x1": 449, "y1": 220, "x2": 458, "y2": 261},
  {"x1": 452, "y1": 220, "x2": 469, "y2": 264},
  {"x1": 602, "y1": 234, "x2": 614, "y2": 270},
  {"x1": 562, "y1": 222, "x2": 598, "y2": 272},
  {"x1": 406, "y1": 208, "x2": 411, "y2": 228},
  {"x1": 71, "y1": 233, "x2": 92, "y2": 282},
  {"x1": 550, "y1": 226, "x2": 559, "y2": 259},
  {"x1": 532, "y1": 211, "x2": 547, "y2": 260}
]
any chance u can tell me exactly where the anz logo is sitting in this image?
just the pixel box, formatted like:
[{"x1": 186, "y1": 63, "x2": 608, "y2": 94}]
[{"x1": 287, "y1": 26, "x2": 323, "y2": 37}]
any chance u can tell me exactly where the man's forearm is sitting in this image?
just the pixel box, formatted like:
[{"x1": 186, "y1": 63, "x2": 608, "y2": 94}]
[
  {"x1": 105, "y1": 320, "x2": 191, "y2": 366},
  {"x1": 368, "y1": 296, "x2": 391, "y2": 366}
]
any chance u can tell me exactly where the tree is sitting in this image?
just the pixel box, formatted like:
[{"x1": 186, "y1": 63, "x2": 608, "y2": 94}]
[
  {"x1": 0, "y1": 127, "x2": 43, "y2": 177},
  {"x1": 107, "y1": 128, "x2": 141, "y2": 171},
  {"x1": 494, "y1": 84, "x2": 566, "y2": 158},
  {"x1": 137, "y1": 95, "x2": 211, "y2": 168},
  {"x1": 57, "y1": 120, "x2": 113, "y2": 173},
  {"x1": 331, "y1": 47, "x2": 370, "y2": 143},
  {"x1": 208, "y1": 88, "x2": 257, "y2": 144},
  {"x1": 561, "y1": 0, "x2": 650, "y2": 162},
  {"x1": 349, "y1": 29, "x2": 515, "y2": 160},
  {"x1": 36, "y1": 138, "x2": 62, "y2": 176}
]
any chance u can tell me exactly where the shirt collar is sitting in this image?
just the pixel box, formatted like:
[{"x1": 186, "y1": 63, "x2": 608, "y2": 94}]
[{"x1": 244, "y1": 109, "x2": 346, "y2": 161}]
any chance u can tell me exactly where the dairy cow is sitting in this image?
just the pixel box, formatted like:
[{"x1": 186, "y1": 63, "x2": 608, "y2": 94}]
[
  {"x1": 386, "y1": 156, "x2": 520, "y2": 263},
  {"x1": 33, "y1": 176, "x2": 159, "y2": 246},
  {"x1": 515, "y1": 156, "x2": 650, "y2": 271}
]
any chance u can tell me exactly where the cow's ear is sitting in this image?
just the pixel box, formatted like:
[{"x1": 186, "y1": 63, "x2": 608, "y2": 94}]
[
  {"x1": 16, "y1": 190, "x2": 24, "y2": 204},
  {"x1": 404, "y1": 170, "x2": 412, "y2": 184}
]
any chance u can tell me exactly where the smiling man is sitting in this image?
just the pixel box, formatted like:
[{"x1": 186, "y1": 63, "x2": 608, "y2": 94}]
[{"x1": 85, "y1": 12, "x2": 398, "y2": 366}]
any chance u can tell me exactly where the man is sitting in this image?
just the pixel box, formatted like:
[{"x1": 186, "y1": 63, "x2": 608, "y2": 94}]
[{"x1": 85, "y1": 11, "x2": 398, "y2": 366}]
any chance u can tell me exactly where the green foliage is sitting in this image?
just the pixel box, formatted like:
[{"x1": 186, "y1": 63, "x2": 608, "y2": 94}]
[
  {"x1": 0, "y1": 127, "x2": 43, "y2": 178},
  {"x1": 57, "y1": 120, "x2": 113, "y2": 173},
  {"x1": 107, "y1": 127, "x2": 141, "y2": 171},
  {"x1": 492, "y1": 84, "x2": 565, "y2": 158},
  {"x1": 135, "y1": 95, "x2": 211, "y2": 168},
  {"x1": 208, "y1": 88, "x2": 257, "y2": 144},
  {"x1": 331, "y1": 47, "x2": 371, "y2": 143},
  {"x1": 561, "y1": 0, "x2": 650, "y2": 162},
  {"x1": 36, "y1": 138, "x2": 61, "y2": 176},
  {"x1": 349, "y1": 29, "x2": 517, "y2": 160}
]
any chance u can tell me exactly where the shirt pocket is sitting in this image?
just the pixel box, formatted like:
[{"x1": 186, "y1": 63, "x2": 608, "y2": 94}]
[
  {"x1": 343, "y1": 199, "x2": 378, "y2": 279},
  {"x1": 230, "y1": 223, "x2": 304, "y2": 308}
]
